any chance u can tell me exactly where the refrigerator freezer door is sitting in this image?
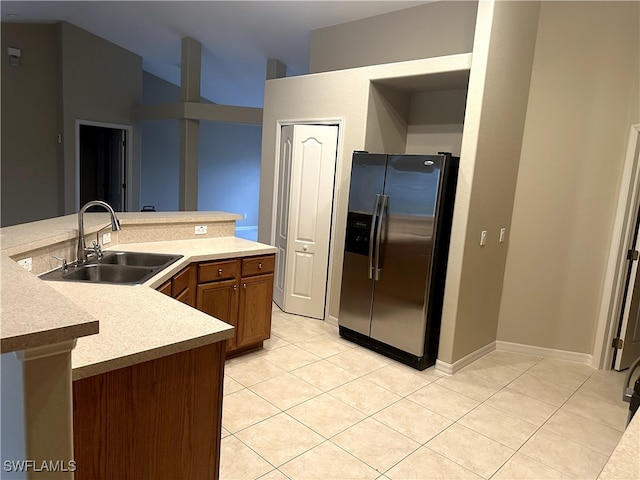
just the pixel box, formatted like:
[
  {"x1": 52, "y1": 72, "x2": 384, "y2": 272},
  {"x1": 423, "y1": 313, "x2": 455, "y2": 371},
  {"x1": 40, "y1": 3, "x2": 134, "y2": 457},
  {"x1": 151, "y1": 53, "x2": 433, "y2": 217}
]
[
  {"x1": 369, "y1": 155, "x2": 444, "y2": 356},
  {"x1": 339, "y1": 153, "x2": 387, "y2": 336}
]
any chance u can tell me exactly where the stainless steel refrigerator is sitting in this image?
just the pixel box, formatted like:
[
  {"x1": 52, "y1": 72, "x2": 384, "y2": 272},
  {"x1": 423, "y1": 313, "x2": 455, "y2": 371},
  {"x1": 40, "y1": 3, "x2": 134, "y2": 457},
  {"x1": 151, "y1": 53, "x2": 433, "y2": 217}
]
[{"x1": 338, "y1": 151, "x2": 458, "y2": 370}]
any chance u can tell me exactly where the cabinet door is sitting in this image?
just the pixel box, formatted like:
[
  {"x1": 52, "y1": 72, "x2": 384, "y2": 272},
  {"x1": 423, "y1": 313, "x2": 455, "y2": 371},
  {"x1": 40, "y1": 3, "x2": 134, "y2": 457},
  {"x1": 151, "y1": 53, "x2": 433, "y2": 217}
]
[
  {"x1": 172, "y1": 265, "x2": 196, "y2": 306},
  {"x1": 237, "y1": 274, "x2": 274, "y2": 349},
  {"x1": 197, "y1": 279, "x2": 239, "y2": 350},
  {"x1": 175, "y1": 288, "x2": 191, "y2": 305},
  {"x1": 158, "y1": 280, "x2": 172, "y2": 296}
]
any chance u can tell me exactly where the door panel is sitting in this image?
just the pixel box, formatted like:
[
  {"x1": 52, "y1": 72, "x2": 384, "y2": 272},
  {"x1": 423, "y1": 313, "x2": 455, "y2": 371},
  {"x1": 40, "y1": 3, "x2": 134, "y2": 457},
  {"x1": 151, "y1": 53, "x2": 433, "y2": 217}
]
[
  {"x1": 273, "y1": 126, "x2": 293, "y2": 309},
  {"x1": 291, "y1": 252, "x2": 314, "y2": 298},
  {"x1": 294, "y1": 139, "x2": 323, "y2": 242},
  {"x1": 338, "y1": 153, "x2": 387, "y2": 335},
  {"x1": 370, "y1": 155, "x2": 444, "y2": 356},
  {"x1": 284, "y1": 125, "x2": 338, "y2": 319}
]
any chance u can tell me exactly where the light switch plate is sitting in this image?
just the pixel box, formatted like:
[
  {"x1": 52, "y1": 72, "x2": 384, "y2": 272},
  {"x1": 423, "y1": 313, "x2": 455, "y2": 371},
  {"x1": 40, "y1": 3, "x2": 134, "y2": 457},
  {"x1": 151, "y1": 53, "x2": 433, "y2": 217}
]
[
  {"x1": 480, "y1": 230, "x2": 487, "y2": 246},
  {"x1": 102, "y1": 232, "x2": 112, "y2": 244},
  {"x1": 195, "y1": 225, "x2": 207, "y2": 235}
]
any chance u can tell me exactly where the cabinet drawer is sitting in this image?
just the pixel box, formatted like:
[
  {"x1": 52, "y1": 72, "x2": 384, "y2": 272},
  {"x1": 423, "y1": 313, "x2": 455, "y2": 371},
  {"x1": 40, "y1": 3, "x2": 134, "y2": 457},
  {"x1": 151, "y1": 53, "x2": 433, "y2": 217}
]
[
  {"x1": 198, "y1": 260, "x2": 237, "y2": 283},
  {"x1": 241, "y1": 255, "x2": 275, "y2": 277},
  {"x1": 172, "y1": 266, "x2": 191, "y2": 297}
]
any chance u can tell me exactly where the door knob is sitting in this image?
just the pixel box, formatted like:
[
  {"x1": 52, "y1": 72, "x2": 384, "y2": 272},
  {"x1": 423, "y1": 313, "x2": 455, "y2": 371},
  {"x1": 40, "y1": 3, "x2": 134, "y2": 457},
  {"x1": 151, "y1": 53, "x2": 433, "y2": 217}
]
[{"x1": 303, "y1": 245, "x2": 308, "y2": 251}]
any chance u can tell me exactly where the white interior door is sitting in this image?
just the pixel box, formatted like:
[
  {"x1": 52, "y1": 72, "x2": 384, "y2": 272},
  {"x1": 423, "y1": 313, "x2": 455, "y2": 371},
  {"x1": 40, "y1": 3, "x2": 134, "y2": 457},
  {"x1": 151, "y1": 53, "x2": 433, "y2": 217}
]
[
  {"x1": 615, "y1": 136, "x2": 640, "y2": 370},
  {"x1": 616, "y1": 247, "x2": 640, "y2": 370},
  {"x1": 616, "y1": 204, "x2": 640, "y2": 370},
  {"x1": 273, "y1": 126, "x2": 293, "y2": 309},
  {"x1": 281, "y1": 124, "x2": 338, "y2": 319}
]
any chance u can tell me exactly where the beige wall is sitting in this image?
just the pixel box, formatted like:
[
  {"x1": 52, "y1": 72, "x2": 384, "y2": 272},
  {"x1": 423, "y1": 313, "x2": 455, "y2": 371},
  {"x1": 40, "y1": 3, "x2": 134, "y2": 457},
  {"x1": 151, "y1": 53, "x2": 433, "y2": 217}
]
[
  {"x1": 438, "y1": 0, "x2": 540, "y2": 364},
  {"x1": 310, "y1": 1, "x2": 478, "y2": 74},
  {"x1": 1, "y1": 22, "x2": 143, "y2": 225},
  {"x1": 60, "y1": 22, "x2": 142, "y2": 214},
  {"x1": 497, "y1": 2, "x2": 640, "y2": 354},
  {"x1": 406, "y1": 89, "x2": 467, "y2": 156},
  {"x1": 1, "y1": 23, "x2": 62, "y2": 227}
]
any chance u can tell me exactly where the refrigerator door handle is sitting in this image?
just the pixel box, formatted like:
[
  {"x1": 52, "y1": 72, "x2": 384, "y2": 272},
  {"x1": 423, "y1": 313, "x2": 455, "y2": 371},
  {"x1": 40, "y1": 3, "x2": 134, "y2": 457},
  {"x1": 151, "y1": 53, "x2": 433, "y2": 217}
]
[
  {"x1": 374, "y1": 195, "x2": 389, "y2": 281},
  {"x1": 368, "y1": 194, "x2": 382, "y2": 280}
]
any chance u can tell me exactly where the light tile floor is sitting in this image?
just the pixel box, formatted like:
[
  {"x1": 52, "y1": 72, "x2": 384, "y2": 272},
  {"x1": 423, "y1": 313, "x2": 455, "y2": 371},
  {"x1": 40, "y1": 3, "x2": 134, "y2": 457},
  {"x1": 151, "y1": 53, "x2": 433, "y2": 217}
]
[{"x1": 220, "y1": 305, "x2": 630, "y2": 480}]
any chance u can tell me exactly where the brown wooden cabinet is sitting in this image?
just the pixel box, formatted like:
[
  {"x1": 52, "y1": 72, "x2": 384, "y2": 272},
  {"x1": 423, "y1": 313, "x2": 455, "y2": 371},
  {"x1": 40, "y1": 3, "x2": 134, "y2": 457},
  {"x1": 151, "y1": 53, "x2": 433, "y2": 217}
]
[
  {"x1": 157, "y1": 264, "x2": 196, "y2": 307},
  {"x1": 196, "y1": 278, "x2": 239, "y2": 351},
  {"x1": 236, "y1": 274, "x2": 274, "y2": 348},
  {"x1": 73, "y1": 342, "x2": 225, "y2": 480},
  {"x1": 195, "y1": 254, "x2": 274, "y2": 356}
]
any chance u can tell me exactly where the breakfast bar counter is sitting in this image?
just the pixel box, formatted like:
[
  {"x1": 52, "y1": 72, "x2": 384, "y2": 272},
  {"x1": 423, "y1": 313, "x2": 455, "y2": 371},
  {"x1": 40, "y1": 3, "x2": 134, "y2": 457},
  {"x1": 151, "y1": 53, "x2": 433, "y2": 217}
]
[{"x1": 0, "y1": 211, "x2": 274, "y2": 480}]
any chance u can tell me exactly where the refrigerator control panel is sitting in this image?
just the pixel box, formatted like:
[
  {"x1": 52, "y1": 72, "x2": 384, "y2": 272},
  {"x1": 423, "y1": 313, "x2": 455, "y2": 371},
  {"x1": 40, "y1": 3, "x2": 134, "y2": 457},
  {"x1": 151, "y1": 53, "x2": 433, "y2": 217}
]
[{"x1": 345, "y1": 212, "x2": 371, "y2": 256}]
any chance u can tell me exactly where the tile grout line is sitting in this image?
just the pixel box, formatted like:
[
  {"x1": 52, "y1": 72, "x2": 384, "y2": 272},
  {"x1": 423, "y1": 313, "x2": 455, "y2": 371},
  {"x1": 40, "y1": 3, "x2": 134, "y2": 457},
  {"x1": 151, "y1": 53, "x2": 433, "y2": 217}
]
[
  {"x1": 490, "y1": 365, "x2": 610, "y2": 479},
  {"x1": 225, "y1": 309, "x2": 627, "y2": 480}
]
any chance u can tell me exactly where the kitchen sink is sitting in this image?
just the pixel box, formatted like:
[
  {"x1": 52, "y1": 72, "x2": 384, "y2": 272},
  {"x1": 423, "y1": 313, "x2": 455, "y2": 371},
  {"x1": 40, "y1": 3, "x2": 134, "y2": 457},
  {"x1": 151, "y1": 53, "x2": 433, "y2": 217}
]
[
  {"x1": 39, "y1": 251, "x2": 183, "y2": 285},
  {"x1": 97, "y1": 251, "x2": 180, "y2": 268},
  {"x1": 61, "y1": 264, "x2": 156, "y2": 283}
]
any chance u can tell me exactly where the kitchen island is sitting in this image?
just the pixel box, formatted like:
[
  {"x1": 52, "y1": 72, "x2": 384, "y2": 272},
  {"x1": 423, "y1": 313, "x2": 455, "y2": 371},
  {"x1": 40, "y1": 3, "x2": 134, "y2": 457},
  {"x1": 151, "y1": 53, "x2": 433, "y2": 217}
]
[{"x1": 0, "y1": 211, "x2": 275, "y2": 480}]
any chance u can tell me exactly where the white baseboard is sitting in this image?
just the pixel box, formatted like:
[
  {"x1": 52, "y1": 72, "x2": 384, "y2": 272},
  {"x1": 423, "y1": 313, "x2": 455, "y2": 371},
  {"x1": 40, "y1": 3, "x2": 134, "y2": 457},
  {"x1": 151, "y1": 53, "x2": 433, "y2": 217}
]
[
  {"x1": 435, "y1": 340, "x2": 594, "y2": 375},
  {"x1": 326, "y1": 315, "x2": 339, "y2": 327},
  {"x1": 436, "y1": 341, "x2": 497, "y2": 375},
  {"x1": 495, "y1": 340, "x2": 594, "y2": 366}
]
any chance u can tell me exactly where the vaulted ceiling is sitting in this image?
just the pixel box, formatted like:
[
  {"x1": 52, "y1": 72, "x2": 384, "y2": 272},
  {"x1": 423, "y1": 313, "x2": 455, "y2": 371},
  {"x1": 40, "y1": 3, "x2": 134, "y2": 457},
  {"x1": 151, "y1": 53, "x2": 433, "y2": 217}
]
[{"x1": 2, "y1": 1, "x2": 427, "y2": 107}]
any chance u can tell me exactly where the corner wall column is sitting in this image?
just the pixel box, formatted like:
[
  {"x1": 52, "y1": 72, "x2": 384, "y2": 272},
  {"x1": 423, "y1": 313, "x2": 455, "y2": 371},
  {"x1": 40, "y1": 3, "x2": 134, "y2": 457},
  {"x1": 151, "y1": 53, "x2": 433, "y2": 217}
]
[
  {"x1": 179, "y1": 37, "x2": 201, "y2": 211},
  {"x1": 266, "y1": 59, "x2": 287, "y2": 80}
]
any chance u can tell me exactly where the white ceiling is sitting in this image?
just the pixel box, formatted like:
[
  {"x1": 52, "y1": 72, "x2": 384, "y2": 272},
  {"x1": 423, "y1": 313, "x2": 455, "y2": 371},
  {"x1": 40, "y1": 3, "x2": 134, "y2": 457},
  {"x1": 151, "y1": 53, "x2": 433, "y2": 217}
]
[{"x1": 2, "y1": 1, "x2": 428, "y2": 107}]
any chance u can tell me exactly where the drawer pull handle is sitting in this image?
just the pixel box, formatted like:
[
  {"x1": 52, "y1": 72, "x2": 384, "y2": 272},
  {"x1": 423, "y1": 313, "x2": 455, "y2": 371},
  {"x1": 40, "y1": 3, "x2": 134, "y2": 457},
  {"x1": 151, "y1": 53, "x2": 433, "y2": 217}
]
[
  {"x1": 233, "y1": 284, "x2": 237, "y2": 291},
  {"x1": 258, "y1": 263, "x2": 263, "y2": 269},
  {"x1": 218, "y1": 268, "x2": 223, "y2": 275},
  {"x1": 243, "y1": 283, "x2": 247, "y2": 289}
]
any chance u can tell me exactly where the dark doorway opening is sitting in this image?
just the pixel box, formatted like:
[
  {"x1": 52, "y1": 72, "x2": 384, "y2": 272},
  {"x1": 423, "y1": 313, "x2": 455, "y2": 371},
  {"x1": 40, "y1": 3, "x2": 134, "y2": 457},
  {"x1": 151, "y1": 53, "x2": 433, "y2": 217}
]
[{"x1": 79, "y1": 124, "x2": 126, "y2": 211}]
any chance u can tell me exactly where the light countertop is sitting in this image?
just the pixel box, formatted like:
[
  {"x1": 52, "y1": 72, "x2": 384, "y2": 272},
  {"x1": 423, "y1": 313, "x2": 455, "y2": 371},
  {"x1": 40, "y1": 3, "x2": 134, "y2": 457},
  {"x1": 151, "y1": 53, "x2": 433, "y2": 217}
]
[
  {"x1": 0, "y1": 211, "x2": 241, "y2": 255},
  {"x1": 0, "y1": 212, "x2": 275, "y2": 380},
  {"x1": 53, "y1": 237, "x2": 276, "y2": 380},
  {"x1": 0, "y1": 254, "x2": 99, "y2": 354}
]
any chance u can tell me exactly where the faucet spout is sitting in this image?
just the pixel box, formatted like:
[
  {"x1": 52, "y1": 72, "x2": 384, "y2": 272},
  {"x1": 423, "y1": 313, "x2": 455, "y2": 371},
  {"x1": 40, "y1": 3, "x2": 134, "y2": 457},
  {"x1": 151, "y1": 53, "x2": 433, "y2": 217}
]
[{"x1": 77, "y1": 200, "x2": 121, "y2": 264}]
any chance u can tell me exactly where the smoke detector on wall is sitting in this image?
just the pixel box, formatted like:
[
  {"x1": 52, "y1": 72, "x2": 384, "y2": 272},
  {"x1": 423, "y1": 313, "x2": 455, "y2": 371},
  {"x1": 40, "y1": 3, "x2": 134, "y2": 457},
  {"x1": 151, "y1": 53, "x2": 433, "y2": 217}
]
[{"x1": 7, "y1": 47, "x2": 21, "y2": 67}]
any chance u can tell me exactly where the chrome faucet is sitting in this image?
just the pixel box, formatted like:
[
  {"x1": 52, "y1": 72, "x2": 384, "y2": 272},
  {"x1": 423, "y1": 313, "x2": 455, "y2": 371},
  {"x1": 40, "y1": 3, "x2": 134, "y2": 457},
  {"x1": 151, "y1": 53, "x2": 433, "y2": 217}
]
[{"x1": 77, "y1": 200, "x2": 121, "y2": 264}]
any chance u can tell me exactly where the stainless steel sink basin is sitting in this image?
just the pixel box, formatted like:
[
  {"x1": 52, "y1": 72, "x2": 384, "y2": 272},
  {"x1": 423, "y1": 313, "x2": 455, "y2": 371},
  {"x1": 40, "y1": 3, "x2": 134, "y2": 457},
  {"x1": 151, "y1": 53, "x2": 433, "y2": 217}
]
[
  {"x1": 61, "y1": 264, "x2": 156, "y2": 283},
  {"x1": 39, "y1": 251, "x2": 183, "y2": 285},
  {"x1": 97, "y1": 251, "x2": 180, "y2": 268}
]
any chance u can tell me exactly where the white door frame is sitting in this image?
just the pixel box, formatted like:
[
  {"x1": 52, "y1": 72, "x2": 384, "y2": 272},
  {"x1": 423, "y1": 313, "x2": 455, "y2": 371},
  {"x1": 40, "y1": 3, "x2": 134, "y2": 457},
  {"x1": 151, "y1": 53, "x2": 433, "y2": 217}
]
[
  {"x1": 75, "y1": 119, "x2": 133, "y2": 212},
  {"x1": 271, "y1": 118, "x2": 345, "y2": 320},
  {"x1": 593, "y1": 124, "x2": 640, "y2": 369}
]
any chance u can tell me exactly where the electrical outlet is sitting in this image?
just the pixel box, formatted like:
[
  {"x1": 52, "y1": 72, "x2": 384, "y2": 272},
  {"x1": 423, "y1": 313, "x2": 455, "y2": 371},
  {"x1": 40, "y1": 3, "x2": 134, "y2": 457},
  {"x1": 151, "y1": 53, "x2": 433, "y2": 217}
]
[
  {"x1": 243, "y1": 213, "x2": 247, "y2": 219},
  {"x1": 17, "y1": 257, "x2": 32, "y2": 271},
  {"x1": 102, "y1": 232, "x2": 112, "y2": 244},
  {"x1": 195, "y1": 225, "x2": 208, "y2": 235}
]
